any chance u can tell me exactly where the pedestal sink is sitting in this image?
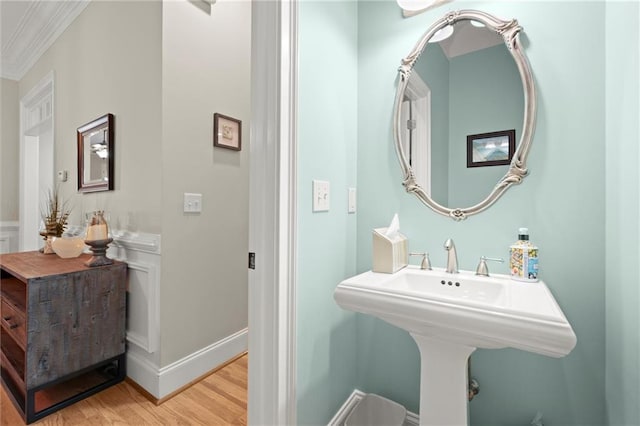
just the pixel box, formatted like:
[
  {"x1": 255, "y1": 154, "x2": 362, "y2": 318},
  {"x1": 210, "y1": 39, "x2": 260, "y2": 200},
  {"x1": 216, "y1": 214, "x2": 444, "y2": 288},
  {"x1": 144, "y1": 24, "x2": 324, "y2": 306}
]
[{"x1": 334, "y1": 266, "x2": 576, "y2": 426}]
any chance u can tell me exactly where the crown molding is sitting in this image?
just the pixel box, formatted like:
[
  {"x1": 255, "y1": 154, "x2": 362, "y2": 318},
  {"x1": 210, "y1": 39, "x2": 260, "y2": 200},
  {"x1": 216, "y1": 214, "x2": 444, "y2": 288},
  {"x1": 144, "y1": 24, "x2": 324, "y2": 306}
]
[{"x1": 1, "y1": 1, "x2": 90, "y2": 81}]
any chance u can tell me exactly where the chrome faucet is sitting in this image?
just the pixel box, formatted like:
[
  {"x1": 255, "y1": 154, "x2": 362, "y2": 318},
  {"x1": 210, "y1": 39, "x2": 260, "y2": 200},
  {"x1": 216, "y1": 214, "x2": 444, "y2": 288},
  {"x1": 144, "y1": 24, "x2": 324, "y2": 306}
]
[
  {"x1": 409, "y1": 252, "x2": 432, "y2": 270},
  {"x1": 444, "y1": 238, "x2": 458, "y2": 274}
]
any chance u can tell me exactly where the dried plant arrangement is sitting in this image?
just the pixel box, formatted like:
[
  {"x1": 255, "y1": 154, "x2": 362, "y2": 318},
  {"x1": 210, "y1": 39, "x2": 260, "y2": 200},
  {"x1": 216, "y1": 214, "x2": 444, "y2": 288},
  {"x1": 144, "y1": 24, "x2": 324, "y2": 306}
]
[{"x1": 41, "y1": 186, "x2": 72, "y2": 238}]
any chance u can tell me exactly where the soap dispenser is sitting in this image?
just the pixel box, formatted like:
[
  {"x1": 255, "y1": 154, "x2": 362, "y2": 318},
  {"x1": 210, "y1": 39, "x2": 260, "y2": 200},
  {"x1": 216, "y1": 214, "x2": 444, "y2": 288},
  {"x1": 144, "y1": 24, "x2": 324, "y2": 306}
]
[{"x1": 509, "y1": 227, "x2": 539, "y2": 282}]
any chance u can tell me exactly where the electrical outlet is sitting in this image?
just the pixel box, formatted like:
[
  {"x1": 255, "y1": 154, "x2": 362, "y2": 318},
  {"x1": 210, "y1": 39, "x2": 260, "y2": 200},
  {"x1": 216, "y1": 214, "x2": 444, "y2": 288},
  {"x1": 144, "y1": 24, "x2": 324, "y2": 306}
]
[
  {"x1": 183, "y1": 193, "x2": 203, "y2": 213},
  {"x1": 312, "y1": 180, "x2": 330, "y2": 212}
]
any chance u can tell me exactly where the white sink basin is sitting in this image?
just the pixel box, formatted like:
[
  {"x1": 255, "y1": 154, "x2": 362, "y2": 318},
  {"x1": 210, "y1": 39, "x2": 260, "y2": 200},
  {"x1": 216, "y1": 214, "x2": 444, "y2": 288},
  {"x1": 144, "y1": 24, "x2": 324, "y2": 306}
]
[
  {"x1": 334, "y1": 266, "x2": 576, "y2": 425},
  {"x1": 335, "y1": 266, "x2": 576, "y2": 356}
]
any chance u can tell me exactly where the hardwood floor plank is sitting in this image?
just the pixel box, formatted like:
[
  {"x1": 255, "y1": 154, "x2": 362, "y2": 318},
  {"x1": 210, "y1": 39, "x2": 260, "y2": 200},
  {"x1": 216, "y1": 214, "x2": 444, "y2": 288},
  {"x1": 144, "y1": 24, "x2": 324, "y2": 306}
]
[
  {"x1": 1, "y1": 354, "x2": 247, "y2": 425},
  {"x1": 1, "y1": 385, "x2": 24, "y2": 426},
  {"x1": 187, "y1": 386, "x2": 244, "y2": 423}
]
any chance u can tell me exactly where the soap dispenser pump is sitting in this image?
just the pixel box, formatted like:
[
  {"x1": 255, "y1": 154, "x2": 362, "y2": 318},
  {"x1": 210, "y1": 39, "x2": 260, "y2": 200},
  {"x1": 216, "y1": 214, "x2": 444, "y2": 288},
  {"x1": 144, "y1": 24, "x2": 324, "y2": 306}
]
[{"x1": 509, "y1": 227, "x2": 539, "y2": 282}]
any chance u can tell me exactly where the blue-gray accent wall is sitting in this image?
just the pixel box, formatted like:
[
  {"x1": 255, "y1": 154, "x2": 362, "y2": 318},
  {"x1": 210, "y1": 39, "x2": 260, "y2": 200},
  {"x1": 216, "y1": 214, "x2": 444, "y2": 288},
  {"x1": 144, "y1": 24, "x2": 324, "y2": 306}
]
[
  {"x1": 297, "y1": 1, "x2": 359, "y2": 424},
  {"x1": 605, "y1": 2, "x2": 640, "y2": 424},
  {"x1": 297, "y1": 1, "x2": 639, "y2": 425},
  {"x1": 357, "y1": 2, "x2": 605, "y2": 424}
]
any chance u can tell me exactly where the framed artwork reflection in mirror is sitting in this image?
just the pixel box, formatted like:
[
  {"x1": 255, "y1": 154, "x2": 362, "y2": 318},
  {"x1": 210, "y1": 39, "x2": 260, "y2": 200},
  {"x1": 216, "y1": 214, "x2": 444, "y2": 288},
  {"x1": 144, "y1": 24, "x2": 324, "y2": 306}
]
[
  {"x1": 466, "y1": 129, "x2": 515, "y2": 168},
  {"x1": 77, "y1": 113, "x2": 114, "y2": 193}
]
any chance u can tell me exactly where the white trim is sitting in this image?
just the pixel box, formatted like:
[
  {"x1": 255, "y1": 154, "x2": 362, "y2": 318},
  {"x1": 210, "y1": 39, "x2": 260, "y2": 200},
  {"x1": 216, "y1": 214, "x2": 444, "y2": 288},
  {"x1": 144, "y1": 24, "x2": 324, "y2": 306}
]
[
  {"x1": 405, "y1": 411, "x2": 420, "y2": 426},
  {"x1": 19, "y1": 71, "x2": 54, "y2": 252},
  {"x1": 328, "y1": 389, "x2": 419, "y2": 426},
  {"x1": 0, "y1": 222, "x2": 19, "y2": 254},
  {"x1": 126, "y1": 329, "x2": 247, "y2": 400},
  {"x1": 1, "y1": 1, "x2": 90, "y2": 80},
  {"x1": 157, "y1": 328, "x2": 248, "y2": 399},
  {"x1": 103, "y1": 230, "x2": 161, "y2": 356},
  {"x1": 64, "y1": 226, "x2": 162, "y2": 255},
  {"x1": 248, "y1": 0, "x2": 298, "y2": 424},
  {"x1": 124, "y1": 261, "x2": 160, "y2": 354},
  {"x1": 126, "y1": 348, "x2": 161, "y2": 397},
  {"x1": 279, "y1": 0, "x2": 298, "y2": 421},
  {"x1": 0, "y1": 221, "x2": 19, "y2": 232},
  {"x1": 112, "y1": 232, "x2": 162, "y2": 254},
  {"x1": 403, "y1": 73, "x2": 431, "y2": 195},
  {"x1": 327, "y1": 389, "x2": 367, "y2": 426}
]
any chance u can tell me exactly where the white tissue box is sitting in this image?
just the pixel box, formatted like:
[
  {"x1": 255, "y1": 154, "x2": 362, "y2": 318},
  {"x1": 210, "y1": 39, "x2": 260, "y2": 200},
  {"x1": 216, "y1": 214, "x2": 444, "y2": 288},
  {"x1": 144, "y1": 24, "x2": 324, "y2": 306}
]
[{"x1": 372, "y1": 227, "x2": 408, "y2": 274}]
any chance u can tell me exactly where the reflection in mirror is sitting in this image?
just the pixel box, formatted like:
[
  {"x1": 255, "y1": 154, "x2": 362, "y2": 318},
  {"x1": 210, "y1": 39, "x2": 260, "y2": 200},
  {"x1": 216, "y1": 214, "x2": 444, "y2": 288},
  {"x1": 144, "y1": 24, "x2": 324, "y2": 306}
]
[
  {"x1": 404, "y1": 19, "x2": 524, "y2": 207},
  {"x1": 394, "y1": 10, "x2": 536, "y2": 220},
  {"x1": 77, "y1": 113, "x2": 114, "y2": 193}
]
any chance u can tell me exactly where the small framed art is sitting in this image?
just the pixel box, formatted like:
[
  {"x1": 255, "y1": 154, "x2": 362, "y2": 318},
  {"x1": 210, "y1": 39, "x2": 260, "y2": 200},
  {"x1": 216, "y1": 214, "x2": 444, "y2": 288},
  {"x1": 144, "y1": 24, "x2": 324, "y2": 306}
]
[
  {"x1": 466, "y1": 129, "x2": 516, "y2": 168},
  {"x1": 213, "y1": 113, "x2": 242, "y2": 151}
]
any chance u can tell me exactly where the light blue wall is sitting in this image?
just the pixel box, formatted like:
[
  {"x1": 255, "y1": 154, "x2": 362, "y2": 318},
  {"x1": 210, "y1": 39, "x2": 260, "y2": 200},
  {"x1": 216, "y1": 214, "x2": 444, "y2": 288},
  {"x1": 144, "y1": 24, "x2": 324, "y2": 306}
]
[
  {"x1": 414, "y1": 43, "x2": 523, "y2": 208},
  {"x1": 605, "y1": 2, "x2": 640, "y2": 425},
  {"x1": 415, "y1": 44, "x2": 450, "y2": 204},
  {"x1": 448, "y1": 45, "x2": 524, "y2": 207},
  {"x1": 297, "y1": 1, "x2": 359, "y2": 424},
  {"x1": 356, "y1": 2, "x2": 606, "y2": 424},
  {"x1": 297, "y1": 1, "x2": 638, "y2": 425}
]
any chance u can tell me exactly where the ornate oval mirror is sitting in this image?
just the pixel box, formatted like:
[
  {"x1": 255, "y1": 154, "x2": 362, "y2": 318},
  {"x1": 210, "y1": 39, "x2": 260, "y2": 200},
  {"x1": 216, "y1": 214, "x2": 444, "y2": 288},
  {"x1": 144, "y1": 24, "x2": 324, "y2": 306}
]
[{"x1": 393, "y1": 10, "x2": 536, "y2": 220}]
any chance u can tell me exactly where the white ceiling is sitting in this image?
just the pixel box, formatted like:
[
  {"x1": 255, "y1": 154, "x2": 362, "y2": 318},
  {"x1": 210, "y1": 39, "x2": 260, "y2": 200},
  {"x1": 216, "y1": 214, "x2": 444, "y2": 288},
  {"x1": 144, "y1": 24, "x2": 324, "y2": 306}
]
[
  {"x1": 0, "y1": 1, "x2": 89, "y2": 81},
  {"x1": 438, "y1": 20, "x2": 504, "y2": 59},
  {"x1": 0, "y1": 1, "x2": 501, "y2": 81}
]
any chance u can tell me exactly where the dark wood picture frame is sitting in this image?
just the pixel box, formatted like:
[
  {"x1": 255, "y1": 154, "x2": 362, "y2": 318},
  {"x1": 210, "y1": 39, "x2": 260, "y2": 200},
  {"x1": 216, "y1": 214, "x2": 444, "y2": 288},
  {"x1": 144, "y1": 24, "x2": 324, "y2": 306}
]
[
  {"x1": 466, "y1": 129, "x2": 516, "y2": 168},
  {"x1": 77, "y1": 113, "x2": 114, "y2": 193},
  {"x1": 213, "y1": 113, "x2": 242, "y2": 151}
]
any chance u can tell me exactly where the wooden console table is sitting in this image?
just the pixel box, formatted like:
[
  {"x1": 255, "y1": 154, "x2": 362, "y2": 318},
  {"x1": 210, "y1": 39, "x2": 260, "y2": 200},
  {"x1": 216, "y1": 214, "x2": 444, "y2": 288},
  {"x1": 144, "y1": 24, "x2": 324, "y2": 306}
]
[{"x1": 0, "y1": 251, "x2": 126, "y2": 424}]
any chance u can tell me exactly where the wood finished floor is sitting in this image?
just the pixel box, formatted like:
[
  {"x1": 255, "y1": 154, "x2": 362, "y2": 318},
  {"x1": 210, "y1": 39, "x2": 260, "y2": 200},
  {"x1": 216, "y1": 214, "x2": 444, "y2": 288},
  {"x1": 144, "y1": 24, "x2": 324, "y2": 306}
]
[{"x1": 0, "y1": 355, "x2": 247, "y2": 425}]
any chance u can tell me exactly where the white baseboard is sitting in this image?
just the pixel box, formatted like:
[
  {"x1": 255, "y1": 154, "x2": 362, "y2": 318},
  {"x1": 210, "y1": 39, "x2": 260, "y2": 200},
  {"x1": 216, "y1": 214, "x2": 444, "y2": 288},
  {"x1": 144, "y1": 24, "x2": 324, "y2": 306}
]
[
  {"x1": 127, "y1": 347, "x2": 162, "y2": 397},
  {"x1": 127, "y1": 328, "x2": 248, "y2": 399},
  {"x1": 328, "y1": 389, "x2": 367, "y2": 425},
  {"x1": 406, "y1": 410, "x2": 420, "y2": 426},
  {"x1": 328, "y1": 389, "x2": 419, "y2": 426}
]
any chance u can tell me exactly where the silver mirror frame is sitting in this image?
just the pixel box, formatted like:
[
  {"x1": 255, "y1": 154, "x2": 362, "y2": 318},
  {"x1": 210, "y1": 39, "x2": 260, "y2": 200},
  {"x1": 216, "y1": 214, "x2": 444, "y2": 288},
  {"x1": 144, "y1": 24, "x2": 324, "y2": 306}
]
[{"x1": 393, "y1": 9, "x2": 536, "y2": 221}]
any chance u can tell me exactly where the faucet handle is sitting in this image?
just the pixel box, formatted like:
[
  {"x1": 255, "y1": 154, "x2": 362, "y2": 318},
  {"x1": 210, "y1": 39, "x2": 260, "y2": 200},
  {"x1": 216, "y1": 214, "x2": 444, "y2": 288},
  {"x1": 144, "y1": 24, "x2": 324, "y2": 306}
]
[
  {"x1": 409, "y1": 252, "x2": 432, "y2": 270},
  {"x1": 475, "y1": 256, "x2": 504, "y2": 277}
]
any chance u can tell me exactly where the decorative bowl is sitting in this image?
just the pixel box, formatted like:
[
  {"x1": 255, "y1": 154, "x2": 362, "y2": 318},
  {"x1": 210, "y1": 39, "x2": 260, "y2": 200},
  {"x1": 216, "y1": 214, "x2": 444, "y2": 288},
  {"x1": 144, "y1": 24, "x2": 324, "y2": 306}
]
[{"x1": 51, "y1": 237, "x2": 86, "y2": 258}]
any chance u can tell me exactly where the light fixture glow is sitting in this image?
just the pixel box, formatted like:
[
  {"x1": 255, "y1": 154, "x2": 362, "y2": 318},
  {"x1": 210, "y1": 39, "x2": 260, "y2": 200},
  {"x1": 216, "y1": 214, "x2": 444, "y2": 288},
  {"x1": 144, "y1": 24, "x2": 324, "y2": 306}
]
[{"x1": 396, "y1": 0, "x2": 452, "y2": 18}]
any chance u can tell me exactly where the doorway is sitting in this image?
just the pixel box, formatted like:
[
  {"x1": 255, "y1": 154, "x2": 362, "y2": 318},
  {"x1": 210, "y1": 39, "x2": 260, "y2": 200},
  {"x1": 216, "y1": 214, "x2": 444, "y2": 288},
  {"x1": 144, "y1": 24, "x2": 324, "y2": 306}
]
[
  {"x1": 400, "y1": 72, "x2": 431, "y2": 195},
  {"x1": 19, "y1": 72, "x2": 54, "y2": 251}
]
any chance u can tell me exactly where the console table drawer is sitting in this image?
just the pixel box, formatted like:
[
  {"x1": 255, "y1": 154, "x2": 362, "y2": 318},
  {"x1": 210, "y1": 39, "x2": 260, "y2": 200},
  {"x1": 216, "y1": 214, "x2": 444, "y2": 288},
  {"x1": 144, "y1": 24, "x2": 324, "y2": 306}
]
[{"x1": 1, "y1": 299, "x2": 26, "y2": 348}]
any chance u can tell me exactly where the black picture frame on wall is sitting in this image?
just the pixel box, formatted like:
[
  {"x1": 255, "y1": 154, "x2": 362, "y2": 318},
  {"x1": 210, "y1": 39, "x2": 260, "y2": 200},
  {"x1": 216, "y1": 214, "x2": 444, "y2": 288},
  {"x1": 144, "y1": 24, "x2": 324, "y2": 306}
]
[
  {"x1": 466, "y1": 129, "x2": 516, "y2": 168},
  {"x1": 213, "y1": 113, "x2": 242, "y2": 151}
]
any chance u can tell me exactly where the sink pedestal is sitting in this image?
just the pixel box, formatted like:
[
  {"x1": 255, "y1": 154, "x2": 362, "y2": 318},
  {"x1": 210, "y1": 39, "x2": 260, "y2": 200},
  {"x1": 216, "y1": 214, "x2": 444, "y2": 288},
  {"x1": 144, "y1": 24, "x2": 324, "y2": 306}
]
[
  {"x1": 335, "y1": 268, "x2": 577, "y2": 425},
  {"x1": 412, "y1": 334, "x2": 476, "y2": 426}
]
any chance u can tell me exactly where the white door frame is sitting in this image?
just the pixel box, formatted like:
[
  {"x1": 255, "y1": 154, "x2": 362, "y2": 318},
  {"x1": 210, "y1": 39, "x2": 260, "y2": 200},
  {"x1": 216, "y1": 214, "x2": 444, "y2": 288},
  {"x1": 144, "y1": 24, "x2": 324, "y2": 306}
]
[
  {"x1": 401, "y1": 72, "x2": 431, "y2": 195},
  {"x1": 19, "y1": 71, "x2": 55, "y2": 251},
  {"x1": 248, "y1": 1, "x2": 298, "y2": 425}
]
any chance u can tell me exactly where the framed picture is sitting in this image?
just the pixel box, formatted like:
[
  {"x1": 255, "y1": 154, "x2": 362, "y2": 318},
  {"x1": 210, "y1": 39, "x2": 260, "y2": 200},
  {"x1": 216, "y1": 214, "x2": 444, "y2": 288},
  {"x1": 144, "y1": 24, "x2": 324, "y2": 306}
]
[
  {"x1": 77, "y1": 113, "x2": 114, "y2": 193},
  {"x1": 466, "y1": 129, "x2": 516, "y2": 168},
  {"x1": 213, "y1": 113, "x2": 242, "y2": 151}
]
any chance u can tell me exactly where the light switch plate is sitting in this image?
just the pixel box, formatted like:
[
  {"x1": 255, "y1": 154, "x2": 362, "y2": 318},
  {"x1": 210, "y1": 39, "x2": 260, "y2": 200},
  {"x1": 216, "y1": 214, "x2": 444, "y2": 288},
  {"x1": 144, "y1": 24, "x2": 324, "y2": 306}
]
[
  {"x1": 348, "y1": 187, "x2": 356, "y2": 213},
  {"x1": 312, "y1": 180, "x2": 330, "y2": 212},
  {"x1": 184, "y1": 193, "x2": 203, "y2": 213}
]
